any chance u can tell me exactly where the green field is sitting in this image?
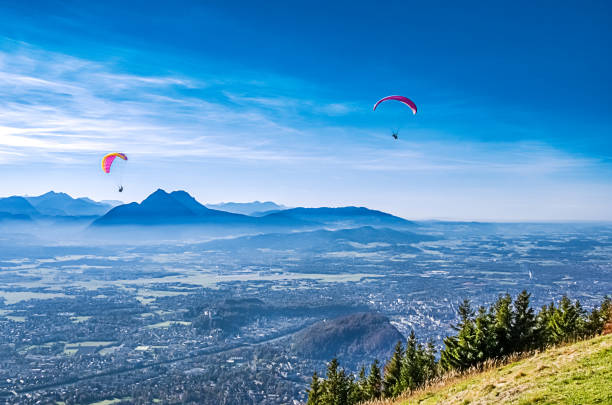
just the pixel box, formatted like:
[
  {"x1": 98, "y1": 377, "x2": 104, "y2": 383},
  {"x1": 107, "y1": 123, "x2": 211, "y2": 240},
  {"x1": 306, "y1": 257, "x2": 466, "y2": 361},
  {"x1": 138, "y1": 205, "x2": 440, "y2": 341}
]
[{"x1": 391, "y1": 334, "x2": 612, "y2": 405}]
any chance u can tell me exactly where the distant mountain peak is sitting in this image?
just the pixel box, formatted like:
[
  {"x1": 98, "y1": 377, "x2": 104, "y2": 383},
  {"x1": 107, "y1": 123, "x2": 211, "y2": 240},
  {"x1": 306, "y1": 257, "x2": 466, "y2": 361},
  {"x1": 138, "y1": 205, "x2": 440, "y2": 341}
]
[
  {"x1": 14, "y1": 191, "x2": 114, "y2": 217},
  {"x1": 93, "y1": 189, "x2": 254, "y2": 226}
]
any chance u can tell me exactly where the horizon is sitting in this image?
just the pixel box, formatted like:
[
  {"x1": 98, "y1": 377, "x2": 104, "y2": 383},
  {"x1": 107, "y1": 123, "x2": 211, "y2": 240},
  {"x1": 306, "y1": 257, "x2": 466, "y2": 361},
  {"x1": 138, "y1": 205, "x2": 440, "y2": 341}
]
[
  {"x1": 1, "y1": 1, "x2": 611, "y2": 221},
  {"x1": 5, "y1": 187, "x2": 612, "y2": 224}
]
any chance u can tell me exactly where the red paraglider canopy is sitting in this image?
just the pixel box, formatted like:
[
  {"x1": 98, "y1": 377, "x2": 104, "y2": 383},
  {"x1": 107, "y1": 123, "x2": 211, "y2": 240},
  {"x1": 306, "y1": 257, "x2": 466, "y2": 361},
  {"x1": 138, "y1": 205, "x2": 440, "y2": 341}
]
[{"x1": 373, "y1": 95, "x2": 417, "y2": 115}]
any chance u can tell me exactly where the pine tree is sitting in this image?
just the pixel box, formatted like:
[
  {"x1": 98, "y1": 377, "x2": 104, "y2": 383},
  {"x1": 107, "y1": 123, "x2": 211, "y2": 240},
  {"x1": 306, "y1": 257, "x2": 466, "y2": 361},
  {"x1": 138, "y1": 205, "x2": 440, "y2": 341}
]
[
  {"x1": 550, "y1": 296, "x2": 580, "y2": 343},
  {"x1": 307, "y1": 372, "x2": 322, "y2": 405},
  {"x1": 383, "y1": 341, "x2": 403, "y2": 398},
  {"x1": 399, "y1": 330, "x2": 433, "y2": 390},
  {"x1": 321, "y1": 358, "x2": 350, "y2": 405},
  {"x1": 365, "y1": 359, "x2": 382, "y2": 400},
  {"x1": 439, "y1": 334, "x2": 460, "y2": 371},
  {"x1": 511, "y1": 290, "x2": 537, "y2": 352},
  {"x1": 492, "y1": 293, "x2": 513, "y2": 355},
  {"x1": 421, "y1": 340, "x2": 438, "y2": 382},
  {"x1": 455, "y1": 299, "x2": 475, "y2": 330},
  {"x1": 535, "y1": 302, "x2": 555, "y2": 347},
  {"x1": 348, "y1": 366, "x2": 366, "y2": 405},
  {"x1": 473, "y1": 305, "x2": 495, "y2": 362},
  {"x1": 399, "y1": 330, "x2": 419, "y2": 391},
  {"x1": 441, "y1": 300, "x2": 479, "y2": 371},
  {"x1": 585, "y1": 306, "x2": 603, "y2": 336}
]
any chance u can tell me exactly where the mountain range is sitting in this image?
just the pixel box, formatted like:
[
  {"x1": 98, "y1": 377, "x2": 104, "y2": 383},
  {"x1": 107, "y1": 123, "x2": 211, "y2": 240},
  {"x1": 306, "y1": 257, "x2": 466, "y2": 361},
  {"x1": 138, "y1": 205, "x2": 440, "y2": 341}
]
[
  {"x1": 26, "y1": 191, "x2": 113, "y2": 216},
  {"x1": 92, "y1": 189, "x2": 413, "y2": 229},
  {"x1": 1, "y1": 189, "x2": 415, "y2": 232},
  {"x1": 0, "y1": 192, "x2": 114, "y2": 220},
  {"x1": 201, "y1": 225, "x2": 433, "y2": 253}
]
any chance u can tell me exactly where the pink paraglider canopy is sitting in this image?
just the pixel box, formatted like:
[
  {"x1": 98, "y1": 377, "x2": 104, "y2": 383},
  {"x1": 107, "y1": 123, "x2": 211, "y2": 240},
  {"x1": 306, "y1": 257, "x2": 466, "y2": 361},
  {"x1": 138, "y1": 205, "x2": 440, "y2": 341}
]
[{"x1": 373, "y1": 95, "x2": 417, "y2": 115}]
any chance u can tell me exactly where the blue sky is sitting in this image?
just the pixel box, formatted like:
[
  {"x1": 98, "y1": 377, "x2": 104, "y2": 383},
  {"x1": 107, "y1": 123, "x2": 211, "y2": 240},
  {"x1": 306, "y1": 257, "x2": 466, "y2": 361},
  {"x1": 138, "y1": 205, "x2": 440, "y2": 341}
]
[{"x1": 1, "y1": 1, "x2": 611, "y2": 220}]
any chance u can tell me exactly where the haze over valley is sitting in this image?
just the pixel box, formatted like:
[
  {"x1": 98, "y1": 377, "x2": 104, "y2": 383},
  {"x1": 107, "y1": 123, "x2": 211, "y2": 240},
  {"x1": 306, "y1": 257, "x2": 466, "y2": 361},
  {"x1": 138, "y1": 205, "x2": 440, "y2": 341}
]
[{"x1": 1, "y1": 190, "x2": 610, "y2": 404}]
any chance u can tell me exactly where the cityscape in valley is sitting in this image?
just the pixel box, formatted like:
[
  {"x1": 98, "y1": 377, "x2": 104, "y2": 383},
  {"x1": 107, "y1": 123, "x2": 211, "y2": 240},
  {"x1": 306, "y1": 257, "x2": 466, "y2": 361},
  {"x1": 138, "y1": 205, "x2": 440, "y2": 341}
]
[{"x1": 1, "y1": 190, "x2": 610, "y2": 404}]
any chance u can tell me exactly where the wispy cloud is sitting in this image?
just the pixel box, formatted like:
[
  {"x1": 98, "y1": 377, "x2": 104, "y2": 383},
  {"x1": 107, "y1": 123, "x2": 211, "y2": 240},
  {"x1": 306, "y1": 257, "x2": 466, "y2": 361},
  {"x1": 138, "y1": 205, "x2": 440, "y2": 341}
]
[{"x1": 0, "y1": 44, "x2": 326, "y2": 165}]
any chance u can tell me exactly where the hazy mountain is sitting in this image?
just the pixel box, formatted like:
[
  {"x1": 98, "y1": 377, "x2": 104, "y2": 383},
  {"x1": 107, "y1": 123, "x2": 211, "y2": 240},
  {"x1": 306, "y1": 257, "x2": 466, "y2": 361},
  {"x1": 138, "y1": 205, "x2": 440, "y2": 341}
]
[
  {"x1": 202, "y1": 226, "x2": 434, "y2": 253},
  {"x1": 93, "y1": 189, "x2": 256, "y2": 226},
  {"x1": 261, "y1": 206, "x2": 413, "y2": 228},
  {"x1": 0, "y1": 212, "x2": 32, "y2": 222},
  {"x1": 25, "y1": 191, "x2": 113, "y2": 216},
  {"x1": 0, "y1": 196, "x2": 39, "y2": 216},
  {"x1": 291, "y1": 312, "x2": 403, "y2": 362},
  {"x1": 205, "y1": 201, "x2": 287, "y2": 216},
  {"x1": 93, "y1": 189, "x2": 418, "y2": 234}
]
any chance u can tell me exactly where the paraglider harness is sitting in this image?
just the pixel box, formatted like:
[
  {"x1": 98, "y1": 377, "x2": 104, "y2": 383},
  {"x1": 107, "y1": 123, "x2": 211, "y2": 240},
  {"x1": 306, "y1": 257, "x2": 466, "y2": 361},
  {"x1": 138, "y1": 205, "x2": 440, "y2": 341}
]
[{"x1": 118, "y1": 186, "x2": 124, "y2": 193}]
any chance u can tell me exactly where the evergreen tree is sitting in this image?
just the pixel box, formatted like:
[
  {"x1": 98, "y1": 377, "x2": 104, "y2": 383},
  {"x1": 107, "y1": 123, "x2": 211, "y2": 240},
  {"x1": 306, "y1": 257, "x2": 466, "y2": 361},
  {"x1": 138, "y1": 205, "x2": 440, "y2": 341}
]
[
  {"x1": 364, "y1": 359, "x2": 382, "y2": 400},
  {"x1": 399, "y1": 330, "x2": 435, "y2": 391},
  {"x1": 348, "y1": 366, "x2": 367, "y2": 405},
  {"x1": 439, "y1": 334, "x2": 460, "y2": 371},
  {"x1": 492, "y1": 293, "x2": 513, "y2": 355},
  {"x1": 382, "y1": 341, "x2": 403, "y2": 398},
  {"x1": 455, "y1": 299, "x2": 475, "y2": 330},
  {"x1": 321, "y1": 358, "x2": 350, "y2": 405},
  {"x1": 579, "y1": 297, "x2": 612, "y2": 337},
  {"x1": 473, "y1": 305, "x2": 495, "y2": 362},
  {"x1": 307, "y1": 372, "x2": 322, "y2": 405},
  {"x1": 550, "y1": 296, "x2": 580, "y2": 343},
  {"x1": 421, "y1": 340, "x2": 438, "y2": 382},
  {"x1": 535, "y1": 302, "x2": 555, "y2": 347},
  {"x1": 441, "y1": 300, "x2": 478, "y2": 371},
  {"x1": 399, "y1": 330, "x2": 420, "y2": 391},
  {"x1": 511, "y1": 290, "x2": 537, "y2": 352}
]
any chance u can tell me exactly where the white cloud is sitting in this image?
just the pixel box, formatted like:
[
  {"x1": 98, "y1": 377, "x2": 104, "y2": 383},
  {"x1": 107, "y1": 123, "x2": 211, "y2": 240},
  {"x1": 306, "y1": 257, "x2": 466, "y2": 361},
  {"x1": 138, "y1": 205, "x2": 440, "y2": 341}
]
[{"x1": 0, "y1": 44, "x2": 321, "y2": 165}]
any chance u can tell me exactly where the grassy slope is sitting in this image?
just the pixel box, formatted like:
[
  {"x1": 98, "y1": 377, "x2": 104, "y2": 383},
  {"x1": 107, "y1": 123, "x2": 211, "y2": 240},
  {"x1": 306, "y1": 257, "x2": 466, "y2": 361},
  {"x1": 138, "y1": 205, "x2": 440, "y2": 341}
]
[{"x1": 392, "y1": 333, "x2": 612, "y2": 405}]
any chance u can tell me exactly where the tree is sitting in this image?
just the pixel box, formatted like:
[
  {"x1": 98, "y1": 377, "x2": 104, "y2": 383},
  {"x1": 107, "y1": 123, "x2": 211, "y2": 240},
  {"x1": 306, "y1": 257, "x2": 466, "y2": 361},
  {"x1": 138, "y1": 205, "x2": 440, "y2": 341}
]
[
  {"x1": 321, "y1": 358, "x2": 351, "y2": 405},
  {"x1": 421, "y1": 340, "x2": 438, "y2": 382},
  {"x1": 348, "y1": 366, "x2": 366, "y2": 405},
  {"x1": 511, "y1": 290, "x2": 537, "y2": 352},
  {"x1": 535, "y1": 302, "x2": 555, "y2": 347},
  {"x1": 550, "y1": 296, "x2": 581, "y2": 343},
  {"x1": 455, "y1": 299, "x2": 475, "y2": 331},
  {"x1": 383, "y1": 341, "x2": 403, "y2": 398},
  {"x1": 440, "y1": 300, "x2": 480, "y2": 371},
  {"x1": 581, "y1": 296, "x2": 611, "y2": 336},
  {"x1": 492, "y1": 293, "x2": 513, "y2": 355},
  {"x1": 399, "y1": 330, "x2": 420, "y2": 391},
  {"x1": 307, "y1": 372, "x2": 322, "y2": 405},
  {"x1": 364, "y1": 359, "x2": 382, "y2": 400},
  {"x1": 473, "y1": 306, "x2": 495, "y2": 362}
]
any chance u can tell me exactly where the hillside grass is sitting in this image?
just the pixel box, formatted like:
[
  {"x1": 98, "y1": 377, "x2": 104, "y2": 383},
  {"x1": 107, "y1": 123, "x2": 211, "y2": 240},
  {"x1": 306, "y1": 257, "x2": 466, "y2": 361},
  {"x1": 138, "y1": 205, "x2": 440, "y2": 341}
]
[{"x1": 379, "y1": 333, "x2": 612, "y2": 405}]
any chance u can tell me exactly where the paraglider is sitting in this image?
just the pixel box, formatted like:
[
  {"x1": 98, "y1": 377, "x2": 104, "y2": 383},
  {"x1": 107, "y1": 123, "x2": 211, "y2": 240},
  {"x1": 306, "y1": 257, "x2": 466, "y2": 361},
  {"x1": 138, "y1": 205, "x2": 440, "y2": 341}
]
[
  {"x1": 373, "y1": 95, "x2": 417, "y2": 114},
  {"x1": 373, "y1": 95, "x2": 417, "y2": 139},
  {"x1": 101, "y1": 153, "x2": 128, "y2": 192}
]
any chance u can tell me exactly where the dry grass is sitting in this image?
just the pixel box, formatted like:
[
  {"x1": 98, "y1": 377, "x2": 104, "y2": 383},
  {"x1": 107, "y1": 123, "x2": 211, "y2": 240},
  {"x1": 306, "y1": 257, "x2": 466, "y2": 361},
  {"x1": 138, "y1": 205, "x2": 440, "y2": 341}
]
[{"x1": 365, "y1": 333, "x2": 612, "y2": 405}]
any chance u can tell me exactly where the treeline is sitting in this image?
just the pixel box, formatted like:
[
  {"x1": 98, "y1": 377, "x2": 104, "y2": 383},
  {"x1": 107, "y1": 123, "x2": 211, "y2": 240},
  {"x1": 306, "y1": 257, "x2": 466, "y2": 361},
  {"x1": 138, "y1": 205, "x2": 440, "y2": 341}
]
[{"x1": 306, "y1": 291, "x2": 611, "y2": 405}]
